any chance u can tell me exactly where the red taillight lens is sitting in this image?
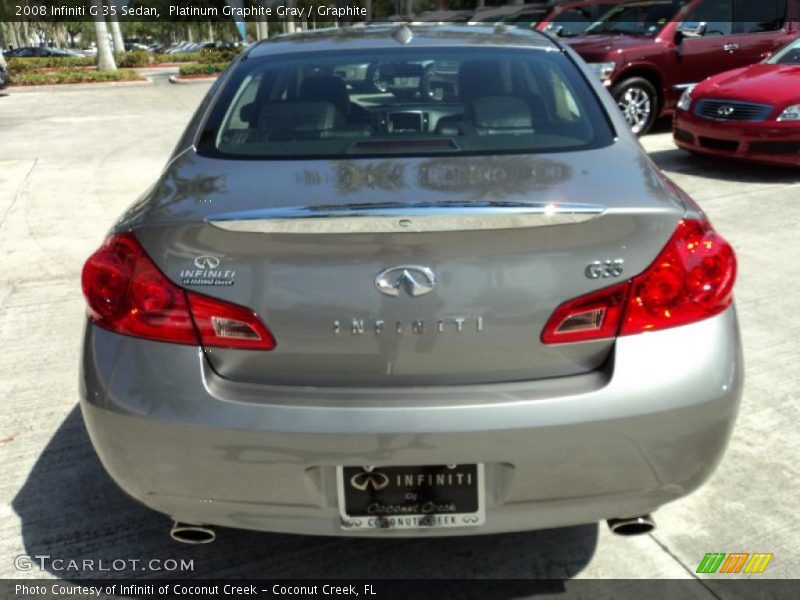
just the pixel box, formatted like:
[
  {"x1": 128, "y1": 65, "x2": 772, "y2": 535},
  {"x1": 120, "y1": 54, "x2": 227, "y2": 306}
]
[
  {"x1": 541, "y1": 219, "x2": 736, "y2": 344},
  {"x1": 81, "y1": 233, "x2": 197, "y2": 344},
  {"x1": 187, "y1": 292, "x2": 276, "y2": 350},
  {"x1": 541, "y1": 282, "x2": 629, "y2": 344},
  {"x1": 82, "y1": 233, "x2": 275, "y2": 350},
  {"x1": 621, "y1": 219, "x2": 736, "y2": 334}
]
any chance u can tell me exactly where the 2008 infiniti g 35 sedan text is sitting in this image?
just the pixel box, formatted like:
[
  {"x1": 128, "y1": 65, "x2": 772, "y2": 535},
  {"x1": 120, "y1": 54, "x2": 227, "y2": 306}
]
[{"x1": 80, "y1": 24, "x2": 742, "y2": 542}]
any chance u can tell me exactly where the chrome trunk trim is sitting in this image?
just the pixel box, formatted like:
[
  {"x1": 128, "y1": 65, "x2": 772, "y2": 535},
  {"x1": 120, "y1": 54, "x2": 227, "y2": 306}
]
[{"x1": 208, "y1": 202, "x2": 605, "y2": 234}]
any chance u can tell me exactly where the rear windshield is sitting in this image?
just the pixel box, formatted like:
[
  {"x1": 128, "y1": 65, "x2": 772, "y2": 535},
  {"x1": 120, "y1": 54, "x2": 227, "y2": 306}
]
[{"x1": 197, "y1": 47, "x2": 614, "y2": 160}]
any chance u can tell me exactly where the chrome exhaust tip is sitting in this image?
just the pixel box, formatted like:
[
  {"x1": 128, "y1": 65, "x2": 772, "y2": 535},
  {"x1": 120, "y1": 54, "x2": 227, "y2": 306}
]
[
  {"x1": 607, "y1": 515, "x2": 655, "y2": 536},
  {"x1": 170, "y1": 521, "x2": 216, "y2": 544}
]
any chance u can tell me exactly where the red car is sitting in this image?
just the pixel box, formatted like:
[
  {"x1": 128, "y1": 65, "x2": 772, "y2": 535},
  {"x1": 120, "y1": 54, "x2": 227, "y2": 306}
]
[
  {"x1": 567, "y1": 0, "x2": 800, "y2": 134},
  {"x1": 673, "y1": 37, "x2": 800, "y2": 166}
]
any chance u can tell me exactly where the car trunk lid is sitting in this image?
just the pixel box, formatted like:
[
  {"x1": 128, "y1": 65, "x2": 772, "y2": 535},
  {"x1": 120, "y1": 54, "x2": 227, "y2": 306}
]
[{"x1": 131, "y1": 145, "x2": 685, "y2": 386}]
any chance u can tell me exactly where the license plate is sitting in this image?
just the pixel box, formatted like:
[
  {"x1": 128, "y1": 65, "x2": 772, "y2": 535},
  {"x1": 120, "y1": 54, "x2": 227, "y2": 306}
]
[{"x1": 337, "y1": 464, "x2": 485, "y2": 530}]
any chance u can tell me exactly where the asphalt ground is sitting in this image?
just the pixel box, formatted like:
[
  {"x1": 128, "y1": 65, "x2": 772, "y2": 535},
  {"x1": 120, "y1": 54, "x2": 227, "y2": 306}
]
[{"x1": 0, "y1": 75, "x2": 797, "y2": 592}]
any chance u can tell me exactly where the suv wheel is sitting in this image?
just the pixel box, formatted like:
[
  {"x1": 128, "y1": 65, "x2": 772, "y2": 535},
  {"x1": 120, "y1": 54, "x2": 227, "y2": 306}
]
[{"x1": 612, "y1": 78, "x2": 657, "y2": 135}]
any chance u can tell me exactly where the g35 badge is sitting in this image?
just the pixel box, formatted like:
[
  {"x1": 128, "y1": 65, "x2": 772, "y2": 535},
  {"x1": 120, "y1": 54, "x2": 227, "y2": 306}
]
[{"x1": 585, "y1": 259, "x2": 624, "y2": 279}]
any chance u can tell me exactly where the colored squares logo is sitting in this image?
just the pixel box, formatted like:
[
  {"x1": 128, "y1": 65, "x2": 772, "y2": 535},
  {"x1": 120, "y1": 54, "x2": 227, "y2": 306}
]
[{"x1": 697, "y1": 553, "x2": 773, "y2": 574}]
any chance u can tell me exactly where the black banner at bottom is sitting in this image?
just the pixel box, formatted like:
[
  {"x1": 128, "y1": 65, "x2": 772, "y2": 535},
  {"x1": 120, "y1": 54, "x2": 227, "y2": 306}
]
[{"x1": 2, "y1": 579, "x2": 798, "y2": 600}]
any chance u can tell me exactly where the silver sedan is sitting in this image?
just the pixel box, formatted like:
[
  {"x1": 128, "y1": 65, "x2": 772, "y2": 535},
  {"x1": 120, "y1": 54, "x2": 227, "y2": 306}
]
[{"x1": 79, "y1": 24, "x2": 742, "y2": 543}]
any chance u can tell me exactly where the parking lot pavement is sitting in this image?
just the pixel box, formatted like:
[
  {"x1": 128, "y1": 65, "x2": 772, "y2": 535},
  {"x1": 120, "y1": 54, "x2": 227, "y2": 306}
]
[{"x1": 0, "y1": 81, "x2": 797, "y2": 589}]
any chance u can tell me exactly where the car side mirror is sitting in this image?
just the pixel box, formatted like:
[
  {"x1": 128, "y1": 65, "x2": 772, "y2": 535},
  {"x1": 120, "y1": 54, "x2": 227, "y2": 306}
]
[
  {"x1": 676, "y1": 21, "x2": 708, "y2": 41},
  {"x1": 760, "y1": 51, "x2": 773, "y2": 61},
  {"x1": 545, "y1": 23, "x2": 565, "y2": 37}
]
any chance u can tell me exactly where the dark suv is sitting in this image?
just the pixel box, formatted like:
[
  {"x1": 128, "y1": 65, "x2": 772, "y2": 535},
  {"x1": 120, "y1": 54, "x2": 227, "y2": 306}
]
[{"x1": 568, "y1": 0, "x2": 799, "y2": 133}]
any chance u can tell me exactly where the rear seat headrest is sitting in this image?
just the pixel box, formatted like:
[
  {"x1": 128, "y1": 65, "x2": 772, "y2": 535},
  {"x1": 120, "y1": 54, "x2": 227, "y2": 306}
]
[
  {"x1": 259, "y1": 102, "x2": 343, "y2": 132},
  {"x1": 470, "y1": 96, "x2": 533, "y2": 129},
  {"x1": 458, "y1": 61, "x2": 512, "y2": 100},
  {"x1": 299, "y1": 75, "x2": 350, "y2": 115}
]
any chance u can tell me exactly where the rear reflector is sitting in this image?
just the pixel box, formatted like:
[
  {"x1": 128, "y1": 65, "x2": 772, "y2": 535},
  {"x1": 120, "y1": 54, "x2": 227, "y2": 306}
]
[
  {"x1": 82, "y1": 233, "x2": 276, "y2": 350},
  {"x1": 542, "y1": 219, "x2": 736, "y2": 344}
]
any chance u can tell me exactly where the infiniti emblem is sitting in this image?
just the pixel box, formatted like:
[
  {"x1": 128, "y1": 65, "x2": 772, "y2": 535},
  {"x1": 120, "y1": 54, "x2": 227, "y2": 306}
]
[
  {"x1": 717, "y1": 105, "x2": 735, "y2": 117},
  {"x1": 375, "y1": 266, "x2": 436, "y2": 297},
  {"x1": 350, "y1": 466, "x2": 390, "y2": 491},
  {"x1": 194, "y1": 255, "x2": 220, "y2": 269}
]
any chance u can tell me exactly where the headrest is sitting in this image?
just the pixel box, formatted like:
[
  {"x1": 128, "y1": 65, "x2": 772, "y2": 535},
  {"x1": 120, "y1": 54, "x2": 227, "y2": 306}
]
[
  {"x1": 458, "y1": 60, "x2": 512, "y2": 100},
  {"x1": 259, "y1": 102, "x2": 343, "y2": 132},
  {"x1": 470, "y1": 96, "x2": 533, "y2": 129},
  {"x1": 299, "y1": 75, "x2": 349, "y2": 114}
]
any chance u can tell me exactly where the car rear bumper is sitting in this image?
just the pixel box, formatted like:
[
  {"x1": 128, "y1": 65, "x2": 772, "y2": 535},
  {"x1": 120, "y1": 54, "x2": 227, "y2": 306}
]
[
  {"x1": 80, "y1": 307, "x2": 743, "y2": 537},
  {"x1": 674, "y1": 110, "x2": 800, "y2": 167}
]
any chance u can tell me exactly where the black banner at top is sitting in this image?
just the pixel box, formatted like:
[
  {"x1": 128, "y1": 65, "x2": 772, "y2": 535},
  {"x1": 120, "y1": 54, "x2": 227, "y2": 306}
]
[
  {"x1": 0, "y1": 0, "x2": 369, "y2": 22},
  {"x1": 1, "y1": 0, "x2": 797, "y2": 23}
]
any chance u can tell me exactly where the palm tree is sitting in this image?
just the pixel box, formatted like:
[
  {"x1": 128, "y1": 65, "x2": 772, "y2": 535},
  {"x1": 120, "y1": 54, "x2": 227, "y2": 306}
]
[
  {"x1": 92, "y1": 0, "x2": 117, "y2": 72},
  {"x1": 108, "y1": 0, "x2": 126, "y2": 55}
]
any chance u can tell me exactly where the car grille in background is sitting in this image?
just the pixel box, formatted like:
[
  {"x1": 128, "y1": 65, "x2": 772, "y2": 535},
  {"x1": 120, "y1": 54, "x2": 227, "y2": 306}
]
[
  {"x1": 694, "y1": 99, "x2": 774, "y2": 122},
  {"x1": 748, "y1": 141, "x2": 800, "y2": 154},
  {"x1": 699, "y1": 137, "x2": 740, "y2": 152}
]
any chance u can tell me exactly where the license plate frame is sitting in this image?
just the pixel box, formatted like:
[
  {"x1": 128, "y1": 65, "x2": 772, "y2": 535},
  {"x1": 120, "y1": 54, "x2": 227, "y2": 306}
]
[{"x1": 336, "y1": 464, "x2": 485, "y2": 530}]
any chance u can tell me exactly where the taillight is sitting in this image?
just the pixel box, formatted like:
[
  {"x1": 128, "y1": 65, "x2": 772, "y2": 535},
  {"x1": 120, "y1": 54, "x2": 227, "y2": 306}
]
[
  {"x1": 541, "y1": 219, "x2": 736, "y2": 344},
  {"x1": 187, "y1": 292, "x2": 276, "y2": 351},
  {"x1": 541, "y1": 282, "x2": 629, "y2": 344},
  {"x1": 621, "y1": 219, "x2": 736, "y2": 334},
  {"x1": 82, "y1": 233, "x2": 276, "y2": 350},
  {"x1": 81, "y1": 233, "x2": 197, "y2": 344}
]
